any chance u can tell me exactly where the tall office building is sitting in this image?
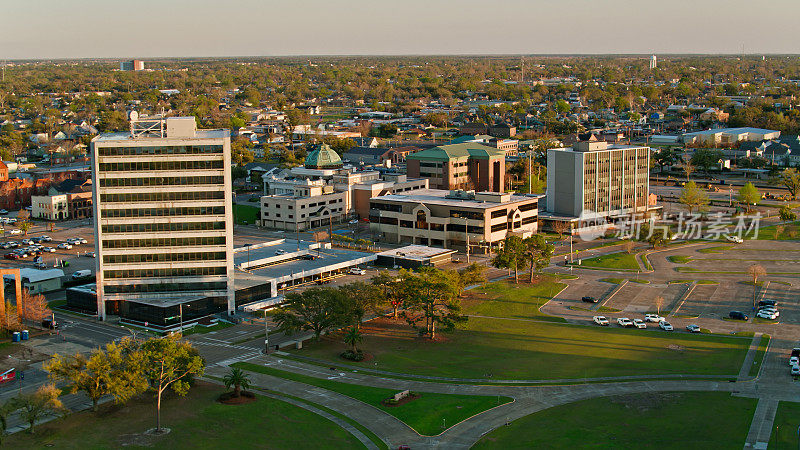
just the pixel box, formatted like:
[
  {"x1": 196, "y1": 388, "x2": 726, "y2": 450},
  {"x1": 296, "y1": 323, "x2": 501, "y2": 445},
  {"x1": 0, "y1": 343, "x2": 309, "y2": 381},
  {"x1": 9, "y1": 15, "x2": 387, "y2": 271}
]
[
  {"x1": 91, "y1": 114, "x2": 234, "y2": 328},
  {"x1": 120, "y1": 60, "x2": 145, "y2": 71},
  {"x1": 649, "y1": 55, "x2": 657, "y2": 69},
  {"x1": 546, "y1": 141, "x2": 651, "y2": 221}
]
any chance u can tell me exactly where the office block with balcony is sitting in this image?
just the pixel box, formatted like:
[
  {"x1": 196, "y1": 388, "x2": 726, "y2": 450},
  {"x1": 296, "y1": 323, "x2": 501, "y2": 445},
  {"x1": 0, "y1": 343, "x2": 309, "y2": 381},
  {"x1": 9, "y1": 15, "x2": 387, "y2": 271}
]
[{"x1": 369, "y1": 189, "x2": 540, "y2": 252}]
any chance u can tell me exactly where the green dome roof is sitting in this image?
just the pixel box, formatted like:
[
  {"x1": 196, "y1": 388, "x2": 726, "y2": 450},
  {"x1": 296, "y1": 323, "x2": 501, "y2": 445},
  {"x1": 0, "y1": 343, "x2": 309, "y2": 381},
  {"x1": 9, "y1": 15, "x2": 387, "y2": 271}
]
[{"x1": 304, "y1": 143, "x2": 343, "y2": 169}]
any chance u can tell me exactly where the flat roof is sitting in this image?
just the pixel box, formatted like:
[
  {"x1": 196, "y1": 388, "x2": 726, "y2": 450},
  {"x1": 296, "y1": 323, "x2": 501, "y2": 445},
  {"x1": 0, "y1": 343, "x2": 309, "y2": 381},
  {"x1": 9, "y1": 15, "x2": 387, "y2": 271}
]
[
  {"x1": 245, "y1": 247, "x2": 374, "y2": 281},
  {"x1": 93, "y1": 129, "x2": 228, "y2": 142},
  {"x1": 372, "y1": 189, "x2": 541, "y2": 209},
  {"x1": 377, "y1": 245, "x2": 456, "y2": 261}
]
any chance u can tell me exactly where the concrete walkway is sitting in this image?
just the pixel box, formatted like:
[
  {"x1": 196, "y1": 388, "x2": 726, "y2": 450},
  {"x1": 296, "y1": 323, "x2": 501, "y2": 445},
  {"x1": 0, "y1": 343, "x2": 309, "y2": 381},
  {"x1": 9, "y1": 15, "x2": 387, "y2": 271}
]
[
  {"x1": 743, "y1": 398, "x2": 778, "y2": 450},
  {"x1": 737, "y1": 333, "x2": 764, "y2": 382}
]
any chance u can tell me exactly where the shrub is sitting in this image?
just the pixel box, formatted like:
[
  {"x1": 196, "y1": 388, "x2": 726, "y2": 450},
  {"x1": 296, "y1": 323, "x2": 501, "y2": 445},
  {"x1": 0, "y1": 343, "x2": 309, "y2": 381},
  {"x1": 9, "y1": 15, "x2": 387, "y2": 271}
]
[{"x1": 340, "y1": 349, "x2": 364, "y2": 361}]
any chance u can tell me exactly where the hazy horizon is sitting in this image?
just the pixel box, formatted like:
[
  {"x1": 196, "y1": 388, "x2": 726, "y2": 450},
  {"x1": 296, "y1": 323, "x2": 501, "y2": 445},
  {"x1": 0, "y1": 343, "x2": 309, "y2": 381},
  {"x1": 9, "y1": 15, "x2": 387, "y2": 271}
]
[{"x1": 3, "y1": 0, "x2": 799, "y2": 60}]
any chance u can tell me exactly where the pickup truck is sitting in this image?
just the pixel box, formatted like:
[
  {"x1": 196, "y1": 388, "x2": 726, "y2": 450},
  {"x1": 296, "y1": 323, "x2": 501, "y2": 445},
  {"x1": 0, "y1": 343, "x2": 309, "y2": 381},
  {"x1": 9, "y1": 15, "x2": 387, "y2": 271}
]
[{"x1": 617, "y1": 317, "x2": 634, "y2": 328}]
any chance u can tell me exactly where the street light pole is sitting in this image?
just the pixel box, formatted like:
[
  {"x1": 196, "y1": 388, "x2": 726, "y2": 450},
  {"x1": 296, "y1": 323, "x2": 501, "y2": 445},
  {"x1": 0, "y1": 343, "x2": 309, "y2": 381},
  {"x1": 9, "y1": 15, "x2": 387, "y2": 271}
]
[
  {"x1": 264, "y1": 309, "x2": 269, "y2": 354},
  {"x1": 179, "y1": 304, "x2": 183, "y2": 338}
]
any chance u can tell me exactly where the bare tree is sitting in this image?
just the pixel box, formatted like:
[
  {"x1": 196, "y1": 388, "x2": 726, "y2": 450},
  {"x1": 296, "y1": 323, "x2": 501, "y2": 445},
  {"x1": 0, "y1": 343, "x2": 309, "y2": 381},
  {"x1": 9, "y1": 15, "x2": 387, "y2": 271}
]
[
  {"x1": 552, "y1": 221, "x2": 570, "y2": 239},
  {"x1": 655, "y1": 296, "x2": 664, "y2": 315},
  {"x1": 622, "y1": 240, "x2": 635, "y2": 254},
  {"x1": 747, "y1": 264, "x2": 766, "y2": 310}
]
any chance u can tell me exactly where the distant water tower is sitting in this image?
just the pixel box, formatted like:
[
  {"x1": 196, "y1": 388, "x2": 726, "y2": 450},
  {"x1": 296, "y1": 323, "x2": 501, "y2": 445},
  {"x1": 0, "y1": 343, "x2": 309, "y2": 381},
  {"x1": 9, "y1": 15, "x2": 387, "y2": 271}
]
[{"x1": 649, "y1": 55, "x2": 657, "y2": 70}]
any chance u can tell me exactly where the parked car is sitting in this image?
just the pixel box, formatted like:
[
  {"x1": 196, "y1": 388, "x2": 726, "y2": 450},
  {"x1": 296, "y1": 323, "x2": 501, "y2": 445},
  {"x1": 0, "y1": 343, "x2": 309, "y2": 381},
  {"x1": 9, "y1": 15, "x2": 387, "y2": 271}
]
[
  {"x1": 659, "y1": 321, "x2": 674, "y2": 331},
  {"x1": 791, "y1": 365, "x2": 800, "y2": 376},
  {"x1": 0, "y1": 210, "x2": 8, "y2": 215},
  {"x1": 790, "y1": 349, "x2": 800, "y2": 366},
  {"x1": 348, "y1": 268, "x2": 366, "y2": 275},
  {"x1": 42, "y1": 247, "x2": 55, "y2": 253},
  {"x1": 3, "y1": 253, "x2": 17, "y2": 260},
  {"x1": 83, "y1": 251, "x2": 96, "y2": 258},
  {"x1": 21, "y1": 238, "x2": 32, "y2": 245},
  {"x1": 729, "y1": 311, "x2": 749, "y2": 321},
  {"x1": 686, "y1": 324, "x2": 701, "y2": 333},
  {"x1": 8, "y1": 229, "x2": 21, "y2": 235},
  {"x1": 41, "y1": 318, "x2": 58, "y2": 329},
  {"x1": 274, "y1": 249, "x2": 287, "y2": 255},
  {"x1": 581, "y1": 296, "x2": 598, "y2": 303},
  {"x1": 592, "y1": 316, "x2": 609, "y2": 326},
  {"x1": 759, "y1": 300, "x2": 777, "y2": 308},
  {"x1": 40, "y1": 235, "x2": 52, "y2": 242},
  {"x1": 57, "y1": 243, "x2": 73, "y2": 250},
  {"x1": 725, "y1": 235, "x2": 743, "y2": 243},
  {"x1": 756, "y1": 310, "x2": 779, "y2": 320},
  {"x1": 33, "y1": 262, "x2": 47, "y2": 269},
  {"x1": 632, "y1": 319, "x2": 647, "y2": 329},
  {"x1": 644, "y1": 314, "x2": 665, "y2": 323},
  {"x1": 617, "y1": 317, "x2": 634, "y2": 328}
]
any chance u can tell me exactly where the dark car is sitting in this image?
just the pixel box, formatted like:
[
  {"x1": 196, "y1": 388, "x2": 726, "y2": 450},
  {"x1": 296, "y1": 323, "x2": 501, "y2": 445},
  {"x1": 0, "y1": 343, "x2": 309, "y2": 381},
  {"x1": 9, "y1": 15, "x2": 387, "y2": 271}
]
[
  {"x1": 41, "y1": 318, "x2": 58, "y2": 329},
  {"x1": 581, "y1": 296, "x2": 598, "y2": 303},
  {"x1": 3, "y1": 253, "x2": 17, "y2": 260},
  {"x1": 300, "y1": 254, "x2": 317, "y2": 260},
  {"x1": 758, "y1": 300, "x2": 777, "y2": 308},
  {"x1": 729, "y1": 311, "x2": 749, "y2": 321}
]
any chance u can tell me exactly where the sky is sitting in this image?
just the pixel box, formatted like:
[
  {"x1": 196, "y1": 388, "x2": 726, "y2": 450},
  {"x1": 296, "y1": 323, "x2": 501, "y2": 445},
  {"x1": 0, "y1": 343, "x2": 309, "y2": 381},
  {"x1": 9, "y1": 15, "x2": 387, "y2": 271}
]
[{"x1": 2, "y1": 0, "x2": 799, "y2": 59}]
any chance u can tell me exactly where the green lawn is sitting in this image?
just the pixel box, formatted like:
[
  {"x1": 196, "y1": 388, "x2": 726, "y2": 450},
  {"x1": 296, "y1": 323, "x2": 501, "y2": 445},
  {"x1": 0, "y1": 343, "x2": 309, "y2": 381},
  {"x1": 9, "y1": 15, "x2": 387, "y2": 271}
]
[
  {"x1": 749, "y1": 334, "x2": 771, "y2": 377},
  {"x1": 4, "y1": 382, "x2": 362, "y2": 449},
  {"x1": 753, "y1": 221, "x2": 800, "y2": 240},
  {"x1": 668, "y1": 255, "x2": 692, "y2": 263},
  {"x1": 234, "y1": 362, "x2": 510, "y2": 436},
  {"x1": 473, "y1": 392, "x2": 757, "y2": 449},
  {"x1": 183, "y1": 321, "x2": 235, "y2": 336},
  {"x1": 577, "y1": 252, "x2": 640, "y2": 270},
  {"x1": 233, "y1": 203, "x2": 260, "y2": 225},
  {"x1": 769, "y1": 401, "x2": 800, "y2": 449},
  {"x1": 698, "y1": 245, "x2": 734, "y2": 254},
  {"x1": 463, "y1": 277, "x2": 566, "y2": 322},
  {"x1": 293, "y1": 315, "x2": 750, "y2": 381}
]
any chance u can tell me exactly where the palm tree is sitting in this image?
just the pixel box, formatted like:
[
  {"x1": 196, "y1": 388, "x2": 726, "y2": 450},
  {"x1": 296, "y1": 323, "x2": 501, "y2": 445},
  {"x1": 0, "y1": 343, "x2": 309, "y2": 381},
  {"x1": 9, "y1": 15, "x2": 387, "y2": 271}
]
[
  {"x1": 343, "y1": 326, "x2": 362, "y2": 353},
  {"x1": 223, "y1": 368, "x2": 251, "y2": 398}
]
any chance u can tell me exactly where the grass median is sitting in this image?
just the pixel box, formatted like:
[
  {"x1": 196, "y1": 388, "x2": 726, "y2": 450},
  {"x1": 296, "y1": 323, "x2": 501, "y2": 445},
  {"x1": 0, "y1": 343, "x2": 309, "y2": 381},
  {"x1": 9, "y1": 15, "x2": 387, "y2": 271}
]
[
  {"x1": 575, "y1": 252, "x2": 640, "y2": 270},
  {"x1": 473, "y1": 392, "x2": 756, "y2": 449},
  {"x1": 234, "y1": 362, "x2": 511, "y2": 436},
  {"x1": 769, "y1": 401, "x2": 800, "y2": 449}
]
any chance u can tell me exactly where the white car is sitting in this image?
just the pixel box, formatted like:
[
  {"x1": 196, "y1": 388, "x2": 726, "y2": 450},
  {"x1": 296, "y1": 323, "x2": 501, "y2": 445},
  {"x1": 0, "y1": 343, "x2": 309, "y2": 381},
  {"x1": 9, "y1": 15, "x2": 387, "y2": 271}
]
[
  {"x1": 791, "y1": 365, "x2": 800, "y2": 376},
  {"x1": 790, "y1": 356, "x2": 799, "y2": 366},
  {"x1": 21, "y1": 238, "x2": 32, "y2": 245},
  {"x1": 348, "y1": 219, "x2": 359, "y2": 225},
  {"x1": 40, "y1": 235, "x2": 52, "y2": 242},
  {"x1": 645, "y1": 314, "x2": 665, "y2": 323},
  {"x1": 756, "y1": 310, "x2": 778, "y2": 320},
  {"x1": 617, "y1": 317, "x2": 634, "y2": 328},
  {"x1": 659, "y1": 321, "x2": 674, "y2": 331},
  {"x1": 274, "y1": 249, "x2": 287, "y2": 255},
  {"x1": 57, "y1": 243, "x2": 73, "y2": 250},
  {"x1": 8, "y1": 229, "x2": 21, "y2": 235},
  {"x1": 592, "y1": 316, "x2": 609, "y2": 326},
  {"x1": 632, "y1": 319, "x2": 647, "y2": 329},
  {"x1": 686, "y1": 324, "x2": 701, "y2": 333},
  {"x1": 725, "y1": 235, "x2": 744, "y2": 244},
  {"x1": 42, "y1": 247, "x2": 55, "y2": 253},
  {"x1": 348, "y1": 268, "x2": 366, "y2": 275}
]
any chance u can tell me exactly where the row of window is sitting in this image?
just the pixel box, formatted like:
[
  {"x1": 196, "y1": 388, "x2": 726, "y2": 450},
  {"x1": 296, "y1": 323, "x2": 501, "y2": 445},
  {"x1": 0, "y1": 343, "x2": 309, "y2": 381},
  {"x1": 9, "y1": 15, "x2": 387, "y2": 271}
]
[
  {"x1": 99, "y1": 176, "x2": 224, "y2": 188},
  {"x1": 100, "y1": 191, "x2": 225, "y2": 203},
  {"x1": 101, "y1": 206, "x2": 225, "y2": 218},
  {"x1": 105, "y1": 281, "x2": 228, "y2": 294},
  {"x1": 104, "y1": 266, "x2": 227, "y2": 279},
  {"x1": 103, "y1": 251, "x2": 226, "y2": 264},
  {"x1": 97, "y1": 145, "x2": 223, "y2": 157},
  {"x1": 102, "y1": 221, "x2": 226, "y2": 234},
  {"x1": 102, "y1": 236, "x2": 226, "y2": 249},
  {"x1": 99, "y1": 160, "x2": 223, "y2": 172}
]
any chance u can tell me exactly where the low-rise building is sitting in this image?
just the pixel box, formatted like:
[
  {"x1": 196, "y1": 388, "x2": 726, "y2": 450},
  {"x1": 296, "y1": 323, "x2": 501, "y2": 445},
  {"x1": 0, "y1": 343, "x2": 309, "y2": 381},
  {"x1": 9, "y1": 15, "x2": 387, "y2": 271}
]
[
  {"x1": 31, "y1": 192, "x2": 68, "y2": 220},
  {"x1": 369, "y1": 189, "x2": 540, "y2": 252},
  {"x1": 406, "y1": 143, "x2": 505, "y2": 192}
]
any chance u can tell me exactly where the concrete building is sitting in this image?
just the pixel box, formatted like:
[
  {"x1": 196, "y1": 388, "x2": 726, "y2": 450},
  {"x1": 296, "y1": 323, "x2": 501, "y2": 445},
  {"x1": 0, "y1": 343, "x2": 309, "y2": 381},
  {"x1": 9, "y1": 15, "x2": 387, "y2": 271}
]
[
  {"x1": 544, "y1": 141, "x2": 651, "y2": 228},
  {"x1": 260, "y1": 144, "x2": 427, "y2": 229},
  {"x1": 31, "y1": 192, "x2": 68, "y2": 220},
  {"x1": 91, "y1": 115, "x2": 234, "y2": 327},
  {"x1": 681, "y1": 128, "x2": 780, "y2": 146},
  {"x1": 406, "y1": 143, "x2": 505, "y2": 192},
  {"x1": 4, "y1": 268, "x2": 64, "y2": 294},
  {"x1": 120, "y1": 60, "x2": 145, "y2": 71},
  {"x1": 375, "y1": 245, "x2": 456, "y2": 269},
  {"x1": 369, "y1": 189, "x2": 540, "y2": 252}
]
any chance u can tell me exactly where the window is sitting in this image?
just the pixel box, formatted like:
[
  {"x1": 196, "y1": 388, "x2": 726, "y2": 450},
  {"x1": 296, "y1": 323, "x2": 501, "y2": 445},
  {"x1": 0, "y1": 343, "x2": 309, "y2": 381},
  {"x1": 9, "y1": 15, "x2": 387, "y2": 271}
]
[{"x1": 491, "y1": 209, "x2": 507, "y2": 219}]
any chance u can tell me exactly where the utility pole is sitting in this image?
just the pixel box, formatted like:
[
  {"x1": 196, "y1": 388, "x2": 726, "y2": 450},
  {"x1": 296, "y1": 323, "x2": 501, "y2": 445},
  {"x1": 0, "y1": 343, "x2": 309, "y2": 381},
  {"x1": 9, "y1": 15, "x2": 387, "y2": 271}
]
[
  {"x1": 179, "y1": 304, "x2": 183, "y2": 337},
  {"x1": 528, "y1": 151, "x2": 532, "y2": 194},
  {"x1": 264, "y1": 309, "x2": 269, "y2": 354}
]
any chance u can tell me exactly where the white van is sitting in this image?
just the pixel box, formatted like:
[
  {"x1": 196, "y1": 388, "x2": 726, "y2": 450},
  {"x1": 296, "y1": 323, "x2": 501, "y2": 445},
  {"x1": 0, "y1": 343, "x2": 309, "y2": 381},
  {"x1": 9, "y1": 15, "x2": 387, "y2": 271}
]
[{"x1": 72, "y1": 270, "x2": 92, "y2": 280}]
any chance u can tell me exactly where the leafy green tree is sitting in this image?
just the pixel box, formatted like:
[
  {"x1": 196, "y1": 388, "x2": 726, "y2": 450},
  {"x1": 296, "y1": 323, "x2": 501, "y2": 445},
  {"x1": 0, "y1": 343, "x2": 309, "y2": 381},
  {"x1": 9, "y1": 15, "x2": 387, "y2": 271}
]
[
  {"x1": 44, "y1": 338, "x2": 147, "y2": 412},
  {"x1": 690, "y1": 149, "x2": 724, "y2": 174},
  {"x1": 223, "y1": 367, "x2": 251, "y2": 398},
  {"x1": 779, "y1": 204, "x2": 797, "y2": 223},
  {"x1": 17, "y1": 221, "x2": 31, "y2": 236},
  {"x1": 343, "y1": 326, "x2": 363, "y2": 353},
  {"x1": 371, "y1": 271, "x2": 404, "y2": 319},
  {"x1": 0, "y1": 398, "x2": 16, "y2": 444},
  {"x1": 652, "y1": 148, "x2": 678, "y2": 173},
  {"x1": 400, "y1": 268, "x2": 466, "y2": 340},
  {"x1": 778, "y1": 168, "x2": 800, "y2": 200},
  {"x1": 679, "y1": 181, "x2": 709, "y2": 214},
  {"x1": 737, "y1": 182, "x2": 760, "y2": 212},
  {"x1": 338, "y1": 281, "x2": 381, "y2": 327},
  {"x1": 12, "y1": 384, "x2": 65, "y2": 434},
  {"x1": 139, "y1": 337, "x2": 205, "y2": 432},
  {"x1": 523, "y1": 235, "x2": 554, "y2": 283},
  {"x1": 491, "y1": 235, "x2": 527, "y2": 283},
  {"x1": 647, "y1": 227, "x2": 673, "y2": 249},
  {"x1": 457, "y1": 263, "x2": 486, "y2": 290},
  {"x1": 273, "y1": 287, "x2": 349, "y2": 340}
]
